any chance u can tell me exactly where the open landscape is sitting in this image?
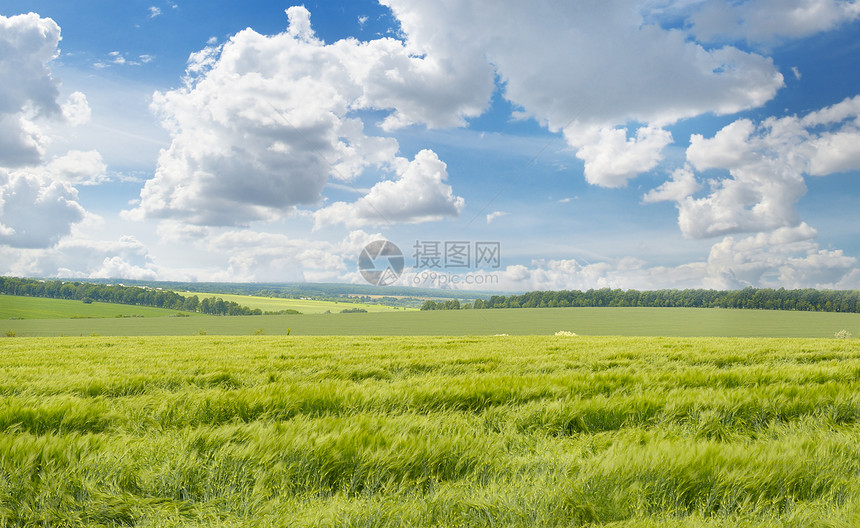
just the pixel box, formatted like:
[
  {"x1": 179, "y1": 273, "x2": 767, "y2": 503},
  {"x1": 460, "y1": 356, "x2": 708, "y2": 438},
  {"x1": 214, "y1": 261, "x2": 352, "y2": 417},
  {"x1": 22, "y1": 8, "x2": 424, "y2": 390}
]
[
  {"x1": 3, "y1": 289, "x2": 860, "y2": 526},
  {"x1": 175, "y1": 291, "x2": 410, "y2": 314},
  {"x1": 1, "y1": 334, "x2": 859, "y2": 527},
  {"x1": 0, "y1": 295, "x2": 196, "y2": 320},
  {"x1": 4, "y1": 295, "x2": 860, "y2": 338},
  {"x1": 3, "y1": 0, "x2": 860, "y2": 525}
]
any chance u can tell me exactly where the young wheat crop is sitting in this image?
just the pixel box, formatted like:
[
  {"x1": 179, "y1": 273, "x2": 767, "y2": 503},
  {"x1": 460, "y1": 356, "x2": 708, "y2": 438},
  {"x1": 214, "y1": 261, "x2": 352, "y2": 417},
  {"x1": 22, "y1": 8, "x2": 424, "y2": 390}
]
[{"x1": 0, "y1": 335, "x2": 858, "y2": 526}]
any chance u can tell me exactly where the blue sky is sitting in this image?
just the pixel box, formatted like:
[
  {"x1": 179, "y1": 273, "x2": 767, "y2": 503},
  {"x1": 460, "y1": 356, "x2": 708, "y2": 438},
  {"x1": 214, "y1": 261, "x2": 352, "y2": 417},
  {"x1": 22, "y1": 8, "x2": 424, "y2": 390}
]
[{"x1": 1, "y1": 0, "x2": 859, "y2": 290}]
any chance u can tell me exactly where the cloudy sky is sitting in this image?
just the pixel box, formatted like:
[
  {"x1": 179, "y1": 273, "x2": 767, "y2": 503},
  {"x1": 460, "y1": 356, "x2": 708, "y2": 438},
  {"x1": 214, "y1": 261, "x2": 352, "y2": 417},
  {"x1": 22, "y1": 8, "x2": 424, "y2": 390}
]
[{"x1": 1, "y1": 0, "x2": 859, "y2": 291}]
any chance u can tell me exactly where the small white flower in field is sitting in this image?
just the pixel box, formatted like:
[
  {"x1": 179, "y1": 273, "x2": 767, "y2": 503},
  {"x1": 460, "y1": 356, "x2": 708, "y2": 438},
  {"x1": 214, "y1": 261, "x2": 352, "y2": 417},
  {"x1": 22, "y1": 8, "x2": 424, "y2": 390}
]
[
  {"x1": 834, "y1": 330, "x2": 852, "y2": 339},
  {"x1": 555, "y1": 330, "x2": 577, "y2": 336}
]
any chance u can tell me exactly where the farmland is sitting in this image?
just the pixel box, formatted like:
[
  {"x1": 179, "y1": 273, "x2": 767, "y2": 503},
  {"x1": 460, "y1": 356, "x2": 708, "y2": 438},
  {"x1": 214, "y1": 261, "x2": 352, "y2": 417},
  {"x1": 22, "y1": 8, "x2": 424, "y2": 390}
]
[
  {"x1": 176, "y1": 291, "x2": 410, "y2": 314},
  {"x1": 0, "y1": 295, "x2": 194, "y2": 320},
  {"x1": 4, "y1": 302, "x2": 860, "y2": 337},
  {"x1": 1, "y1": 335, "x2": 860, "y2": 526}
]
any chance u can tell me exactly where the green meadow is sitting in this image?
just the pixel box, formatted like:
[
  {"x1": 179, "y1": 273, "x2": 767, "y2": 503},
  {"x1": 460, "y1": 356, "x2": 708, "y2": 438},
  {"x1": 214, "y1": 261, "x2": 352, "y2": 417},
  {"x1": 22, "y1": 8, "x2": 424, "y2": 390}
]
[
  {"x1": 177, "y1": 292, "x2": 410, "y2": 314},
  {"x1": 0, "y1": 294, "x2": 193, "y2": 320},
  {"x1": 1, "y1": 335, "x2": 860, "y2": 526},
  {"x1": 4, "y1": 303, "x2": 860, "y2": 337}
]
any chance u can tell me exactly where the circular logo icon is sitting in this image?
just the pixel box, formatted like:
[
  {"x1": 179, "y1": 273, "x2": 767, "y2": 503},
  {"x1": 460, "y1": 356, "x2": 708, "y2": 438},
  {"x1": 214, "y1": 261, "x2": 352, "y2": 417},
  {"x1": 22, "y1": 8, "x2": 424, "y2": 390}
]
[{"x1": 358, "y1": 240, "x2": 404, "y2": 286}]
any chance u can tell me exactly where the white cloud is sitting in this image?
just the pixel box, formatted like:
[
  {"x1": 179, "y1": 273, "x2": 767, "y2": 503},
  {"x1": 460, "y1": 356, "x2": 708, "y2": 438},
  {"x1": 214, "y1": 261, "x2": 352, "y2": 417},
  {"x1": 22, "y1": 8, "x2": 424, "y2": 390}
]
[
  {"x1": 642, "y1": 165, "x2": 702, "y2": 203},
  {"x1": 802, "y1": 96, "x2": 860, "y2": 175},
  {"x1": 61, "y1": 92, "x2": 92, "y2": 127},
  {"x1": 44, "y1": 150, "x2": 108, "y2": 186},
  {"x1": 643, "y1": 95, "x2": 860, "y2": 239},
  {"x1": 691, "y1": 0, "x2": 860, "y2": 44},
  {"x1": 801, "y1": 95, "x2": 860, "y2": 125},
  {"x1": 572, "y1": 125, "x2": 673, "y2": 187},
  {"x1": 0, "y1": 114, "x2": 45, "y2": 167},
  {"x1": 807, "y1": 128, "x2": 860, "y2": 175},
  {"x1": 352, "y1": 34, "x2": 494, "y2": 131},
  {"x1": 0, "y1": 169, "x2": 85, "y2": 248},
  {"x1": 1, "y1": 235, "x2": 159, "y2": 280},
  {"x1": 90, "y1": 256, "x2": 158, "y2": 281},
  {"x1": 95, "y1": 51, "x2": 154, "y2": 68},
  {"x1": 380, "y1": 0, "x2": 784, "y2": 186},
  {"x1": 313, "y1": 149, "x2": 464, "y2": 229},
  {"x1": 149, "y1": 6, "x2": 162, "y2": 19},
  {"x1": 486, "y1": 211, "x2": 509, "y2": 224},
  {"x1": 133, "y1": 1, "x2": 790, "y2": 231},
  {"x1": 131, "y1": 7, "x2": 461, "y2": 227},
  {"x1": 0, "y1": 13, "x2": 63, "y2": 167},
  {"x1": 0, "y1": 148, "x2": 105, "y2": 249},
  {"x1": 397, "y1": 221, "x2": 857, "y2": 291},
  {"x1": 686, "y1": 119, "x2": 759, "y2": 171},
  {"x1": 194, "y1": 228, "x2": 384, "y2": 283},
  {"x1": 0, "y1": 13, "x2": 112, "y2": 255},
  {"x1": 702, "y1": 223, "x2": 857, "y2": 289},
  {"x1": 792, "y1": 66, "x2": 802, "y2": 80}
]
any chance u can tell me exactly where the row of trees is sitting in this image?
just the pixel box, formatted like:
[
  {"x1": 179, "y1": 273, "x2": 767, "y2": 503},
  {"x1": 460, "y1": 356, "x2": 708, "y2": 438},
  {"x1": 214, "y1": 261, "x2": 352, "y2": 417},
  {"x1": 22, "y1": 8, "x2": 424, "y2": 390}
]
[
  {"x1": 0, "y1": 276, "x2": 263, "y2": 316},
  {"x1": 421, "y1": 299, "x2": 464, "y2": 310},
  {"x1": 421, "y1": 288, "x2": 860, "y2": 313}
]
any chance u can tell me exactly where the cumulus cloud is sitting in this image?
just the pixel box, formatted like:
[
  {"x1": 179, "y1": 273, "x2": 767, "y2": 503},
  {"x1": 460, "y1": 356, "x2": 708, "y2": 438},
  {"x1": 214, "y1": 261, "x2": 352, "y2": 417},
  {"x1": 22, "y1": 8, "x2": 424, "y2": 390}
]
[
  {"x1": 44, "y1": 150, "x2": 108, "y2": 186},
  {"x1": 61, "y1": 92, "x2": 92, "y2": 126},
  {"x1": 0, "y1": 169, "x2": 85, "y2": 248},
  {"x1": 0, "y1": 235, "x2": 159, "y2": 280},
  {"x1": 691, "y1": 0, "x2": 860, "y2": 44},
  {"x1": 802, "y1": 96, "x2": 860, "y2": 175},
  {"x1": 702, "y1": 224, "x2": 857, "y2": 289},
  {"x1": 91, "y1": 256, "x2": 158, "y2": 280},
  {"x1": 0, "y1": 13, "x2": 63, "y2": 167},
  {"x1": 405, "y1": 222, "x2": 857, "y2": 291},
  {"x1": 572, "y1": 126, "x2": 673, "y2": 187},
  {"x1": 383, "y1": 0, "x2": 783, "y2": 128},
  {"x1": 0, "y1": 114, "x2": 45, "y2": 167},
  {"x1": 207, "y1": 231, "x2": 343, "y2": 282},
  {"x1": 0, "y1": 13, "x2": 109, "y2": 255},
  {"x1": 378, "y1": 0, "x2": 786, "y2": 187},
  {"x1": 313, "y1": 149, "x2": 464, "y2": 229},
  {"x1": 195, "y1": 228, "x2": 384, "y2": 283},
  {"x1": 642, "y1": 166, "x2": 702, "y2": 203},
  {"x1": 130, "y1": 6, "x2": 486, "y2": 227},
  {"x1": 132, "y1": 1, "x2": 795, "y2": 230},
  {"x1": 644, "y1": 95, "x2": 860, "y2": 239}
]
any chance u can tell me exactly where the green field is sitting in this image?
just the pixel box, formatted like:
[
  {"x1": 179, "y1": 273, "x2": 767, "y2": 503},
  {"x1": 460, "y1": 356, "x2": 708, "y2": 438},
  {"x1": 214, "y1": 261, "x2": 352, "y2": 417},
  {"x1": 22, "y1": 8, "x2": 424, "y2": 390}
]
[
  {"x1": 4, "y1": 305, "x2": 860, "y2": 337},
  {"x1": 1, "y1": 335, "x2": 860, "y2": 526},
  {"x1": 179, "y1": 291, "x2": 411, "y2": 314},
  {"x1": 0, "y1": 294, "x2": 193, "y2": 320}
]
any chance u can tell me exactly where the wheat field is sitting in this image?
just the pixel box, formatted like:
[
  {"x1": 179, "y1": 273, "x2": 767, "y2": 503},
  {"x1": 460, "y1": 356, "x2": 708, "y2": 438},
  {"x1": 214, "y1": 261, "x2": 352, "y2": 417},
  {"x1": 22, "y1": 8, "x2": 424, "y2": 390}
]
[{"x1": 1, "y1": 335, "x2": 859, "y2": 526}]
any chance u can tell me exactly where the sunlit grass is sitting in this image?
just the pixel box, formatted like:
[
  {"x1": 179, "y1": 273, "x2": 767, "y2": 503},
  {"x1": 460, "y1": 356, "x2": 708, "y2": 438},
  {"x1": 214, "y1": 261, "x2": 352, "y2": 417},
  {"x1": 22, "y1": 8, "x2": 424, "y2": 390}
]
[
  {"x1": 175, "y1": 291, "x2": 411, "y2": 314},
  {"x1": 0, "y1": 294, "x2": 190, "y2": 320},
  {"x1": 6, "y1": 306, "x2": 860, "y2": 337},
  {"x1": 0, "y1": 335, "x2": 859, "y2": 526}
]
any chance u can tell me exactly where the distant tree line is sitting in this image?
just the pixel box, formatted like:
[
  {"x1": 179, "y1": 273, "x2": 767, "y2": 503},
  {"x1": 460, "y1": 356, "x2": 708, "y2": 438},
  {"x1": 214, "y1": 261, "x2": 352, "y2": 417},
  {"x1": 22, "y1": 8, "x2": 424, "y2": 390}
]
[
  {"x1": 0, "y1": 276, "x2": 264, "y2": 316},
  {"x1": 421, "y1": 288, "x2": 860, "y2": 313},
  {"x1": 82, "y1": 278, "x2": 480, "y2": 307},
  {"x1": 421, "y1": 299, "x2": 466, "y2": 310}
]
